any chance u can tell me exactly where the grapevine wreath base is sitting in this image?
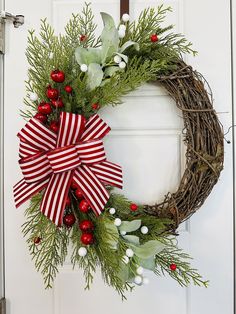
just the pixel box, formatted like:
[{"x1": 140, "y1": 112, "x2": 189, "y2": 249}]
[{"x1": 14, "y1": 4, "x2": 224, "y2": 298}]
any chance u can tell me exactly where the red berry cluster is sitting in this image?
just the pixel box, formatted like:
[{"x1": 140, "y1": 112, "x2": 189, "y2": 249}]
[{"x1": 34, "y1": 69, "x2": 73, "y2": 132}]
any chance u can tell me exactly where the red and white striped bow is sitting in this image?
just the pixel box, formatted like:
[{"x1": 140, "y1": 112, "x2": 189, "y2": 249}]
[{"x1": 13, "y1": 112, "x2": 123, "y2": 226}]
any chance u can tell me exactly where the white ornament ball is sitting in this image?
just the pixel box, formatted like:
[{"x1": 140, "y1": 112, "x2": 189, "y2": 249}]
[
  {"x1": 109, "y1": 207, "x2": 116, "y2": 215},
  {"x1": 29, "y1": 93, "x2": 38, "y2": 102},
  {"x1": 114, "y1": 55, "x2": 122, "y2": 64},
  {"x1": 49, "y1": 52, "x2": 54, "y2": 59},
  {"x1": 118, "y1": 29, "x2": 126, "y2": 38},
  {"x1": 126, "y1": 248, "x2": 134, "y2": 258},
  {"x1": 134, "y1": 275, "x2": 143, "y2": 285},
  {"x1": 80, "y1": 64, "x2": 88, "y2": 72},
  {"x1": 78, "y1": 247, "x2": 87, "y2": 257},
  {"x1": 120, "y1": 230, "x2": 126, "y2": 236},
  {"x1": 143, "y1": 277, "x2": 149, "y2": 285},
  {"x1": 122, "y1": 255, "x2": 129, "y2": 264},
  {"x1": 114, "y1": 218, "x2": 122, "y2": 227},
  {"x1": 141, "y1": 226, "x2": 149, "y2": 234},
  {"x1": 119, "y1": 61, "x2": 126, "y2": 69},
  {"x1": 119, "y1": 24, "x2": 126, "y2": 32},
  {"x1": 136, "y1": 266, "x2": 144, "y2": 275},
  {"x1": 122, "y1": 13, "x2": 130, "y2": 22}
]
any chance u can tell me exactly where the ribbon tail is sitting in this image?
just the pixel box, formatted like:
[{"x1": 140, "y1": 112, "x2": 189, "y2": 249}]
[
  {"x1": 13, "y1": 177, "x2": 49, "y2": 208},
  {"x1": 73, "y1": 165, "x2": 109, "y2": 215},
  {"x1": 40, "y1": 171, "x2": 73, "y2": 226},
  {"x1": 89, "y1": 161, "x2": 123, "y2": 189}
]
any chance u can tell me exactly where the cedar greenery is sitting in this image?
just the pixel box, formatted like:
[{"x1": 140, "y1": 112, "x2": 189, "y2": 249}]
[{"x1": 19, "y1": 3, "x2": 220, "y2": 298}]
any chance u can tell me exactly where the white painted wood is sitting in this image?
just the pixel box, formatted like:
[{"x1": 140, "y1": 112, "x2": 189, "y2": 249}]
[{"x1": 3, "y1": 0, "x2": 234, "y2": 314}]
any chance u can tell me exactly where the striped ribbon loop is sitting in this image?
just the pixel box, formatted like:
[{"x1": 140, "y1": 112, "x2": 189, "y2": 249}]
[{"x1": 14, "y1": 112, "x2": 123, "y2": 226}]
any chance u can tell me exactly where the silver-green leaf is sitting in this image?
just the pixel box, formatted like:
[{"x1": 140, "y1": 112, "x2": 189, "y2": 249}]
[{"x1": 119, "y1": 220, "x2": 142, "y2": 233}]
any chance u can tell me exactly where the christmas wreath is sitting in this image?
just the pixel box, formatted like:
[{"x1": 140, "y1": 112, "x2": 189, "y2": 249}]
[{"x1": 14, "y1": 4, "x2": 224, "y2": 298}]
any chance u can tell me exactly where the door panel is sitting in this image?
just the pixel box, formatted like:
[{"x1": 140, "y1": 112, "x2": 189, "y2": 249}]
[{"x1": 3, "y1": 1, "x2": 233, "y2": 313}]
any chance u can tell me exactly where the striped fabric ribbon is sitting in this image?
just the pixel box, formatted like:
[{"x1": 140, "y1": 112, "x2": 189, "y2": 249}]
[{"x1": 13, "y1": 112, "x2": 123, "y2": 226}]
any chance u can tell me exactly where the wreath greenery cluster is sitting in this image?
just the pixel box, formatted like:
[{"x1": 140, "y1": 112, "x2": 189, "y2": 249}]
[{"x1": 19, "y1": 3, "x2": 224, "y2": 298}]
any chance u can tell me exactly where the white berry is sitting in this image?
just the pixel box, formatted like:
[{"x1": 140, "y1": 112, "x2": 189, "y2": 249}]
[
  {"x1": 120, "y1": 230, "x2": 126, "y2": 236},
  {"x1": 80, "y1": 64, "x2": 88, "y2": 72},
  {"x1": 126, "y1": 248, "x2": 134, "y2": 258},
  {"x1": 109, "y1": 207, "x2": 116, "y2": 215},
  {"x1": 114, "y1": 218, "x2": 122, "y2": 227},
  {"x1": 134, "y1": 275, "x2": 143, "y2": 285},
  {"x1": 49, "y1": 52, "x2": 54, "y2": 59},
  {"x1": 143, "y1": 277, "x2": 149, "y2": 285},
  {"x1": 141, "y1": 226, "x2": 149, "y2": 234},
  {"x1": 29, "y1": 93, "x2": 38, "y2": 102},
  {"x1": 119, "y1": 24, "x2": 126, "y2": 32},
  {"x1": 136, "y1": 266, "x2": 144, "y2": 275},
  {"x1": 119, "y1": 61, "x2": 126, "y2": 69},
  {"x1": 122, "y1": 255, "x2": 129, "y2": 264},
  {"x1": 78, "y1": 247, "x2": 87, "y2": 257},
  {"x1": 122, "y1": 13, "x2": 130, "y2": 22},
  {"x1": 114, "y1": 55, "x2": 122, "y2": 64},
  {"x1": 118, "y1": 29, "x2": 126, "y2": 38}
]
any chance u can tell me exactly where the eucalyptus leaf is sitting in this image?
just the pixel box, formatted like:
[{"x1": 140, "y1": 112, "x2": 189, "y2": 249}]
[
  {"x1": 138, "y1": 256, "x2": 156, "y2": 271},
  {"x1": 119, "y1": 220, "x2": 141, "y2": 233},
  {"x1": 103, "y1": 219, "x2": 119, "y2": 248},
  {"x1": 75, "y1": 47, "x2": 102, "y2": 65},
  {"x1": 86, "y1": 63, "x2": 104, "y2": 90},
  {"x1": 123, "y1": 235, "x2": 140, "y2": 245},
  {"x1": 104, "y1": 66, "x2": 120, "y2": 77},
  {"x1": 118, "y1": 262, "x2": 130, "y2": 283},
  {"x1": 131, "y1": 240, "x2": 165, "y2": 259},
  {"x1": 119, "y1": 40, "x2": 140, "y2": 53}
]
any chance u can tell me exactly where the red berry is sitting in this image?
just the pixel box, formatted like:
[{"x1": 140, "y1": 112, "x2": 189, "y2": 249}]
[
  {"x1": 34, "y1": 237, "x2": 41, "y2": 244},
  {"x1": 63, "y1": 213, "x2": 76, "y2": 227},
  {"x1": 49, "y1": 121, "x2": 60, "y2": 133},
  {"x1": 71, "y1": 181, "x2": 78, "y2": 190},
  {"x1": 150, "y1": 34, "x2": 158, "y2": 42},
  {"x1": 46, "y1": 86, "x2": 59, "y2": 100},
  {"x1": 92, "y1": 103, "x2": 100, "y2": 110},
  {"x1": 80, "y1": 35, "x2": 87, "y2": 42},
  {"x1": 34, "y1": 113, "x2": 47, "y2": 123},
  {"x1": 79, "y1": 220, "x2": 94, "y2": 232},
  {"x1": 65, "y1": 196, "x2": 71, "y2": 206},
  {"x1": 81, "y1": 233, "x2": 94, "y2": 245},
  {"x1": 37, "y1": 102, "x2": 52, "y2": 114},
  {"x1": 130, "y1": 203, "x2": 138, "y2": 211},
  {"x1": 51, "y1": 97, "x2": 64, "y2": 108},
  {"x1": 79, "y1": 199, "x2": 90, "y2": 213},
  {"x1": 64, "y1": 85, "x2": 73, "y2": 93},
  {"x1": 50, "y1": 70, "x2": 65, "y2": 83},
  {"x1": 75, "y1": 188, "x2": 84, "y2": 199},
  {"x1": 170, "y1": 263, "x2": 177, "y2": 271}
]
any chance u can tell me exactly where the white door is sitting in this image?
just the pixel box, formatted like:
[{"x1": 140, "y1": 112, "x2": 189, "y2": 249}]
[{"x1": 3, "y1": 0, "x2": 234, "y2": 314}]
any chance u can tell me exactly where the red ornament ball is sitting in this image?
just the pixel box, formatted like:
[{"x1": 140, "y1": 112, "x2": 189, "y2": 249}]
[
  {"x1": 81, "y1": 233, "x2": 94, "y2": 245},
  {"x1": 51, "y1": 70, "x2": 65, "y2": 83},
  {"x1": 170, "y1": 263, "x2": 177, "y2": 271},
  {"x1": 46, "y1": 86, "x2": 59, "y2": 100},
  {"x1": 130, "y1": 203, "x2": 138, "y2": 211},
  {"x1": 63, "y1": 213, "x2": 76, "y2": 227},
  {"x1": 37, "y1": 102, "x2": 52, "y2": 114},
  {"x1": 34, "y1": 237, "x2": 41, "y2": 244},
  {"x1": 80, "y1": 35, "x2": 87, "y2": 42},
  {"x1": 79, "y1": 199, "x2": 90, "y2": 213},
  {"x1": 79, "y1": 220, "x2": 94, "y2": 232},
  {"x1": 92, "y1": 103, "x2": 100, "y2": 110},
  {"x1": 51, "y1": 97, "x2": 64, "y2": 108},
  {"x1": 34, "y1": 113, "x2": 47, "y2": 123},
  {"x1": 150, "y1": 34, "x2": 158, "y2": 42},
  {"x1": 64, "y1": 85, "x2": 73, "y2": 93},
  {"x1": 75, "y1": 188, "x2": 83, "y2": 199},
  {"x1": 49, "y1": 121, "x2": 60, "y2": 133}
]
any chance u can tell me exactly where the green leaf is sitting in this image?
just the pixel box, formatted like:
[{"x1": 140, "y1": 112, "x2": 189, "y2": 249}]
[
  {"x1": 123, "y1": 235, "x2": 140, "y2": 245},
  {"x1": 138, "y1": 256, "x2": 156, "y2": 271},
  {"x1": 118, "y1": 262, "x2": 129, "y2": 283},
  {"x1": 87, "y1": 63, "x2": 104, "y2": 90},
  {"x1": 131, "y1": 240, "x2": 165, "y2": 259},
  {"x1": 119, "y1": 220, "x2": 141, "y2": 233},
  {"x1": 75, "y1": 47, "x2": 102, "y2": 65},
  {"x1": 119, "y1": 40, "x2": 140, "y2": 53},
  {"x1": 104, "y1": 219, "x2": 119, "y2": 248},
  {"x1": 104, "y1": 66, "x2": 120, "y2": 77},
  {"x1": 100, "y1": 12, "x2": 119, "y2": 63}
]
